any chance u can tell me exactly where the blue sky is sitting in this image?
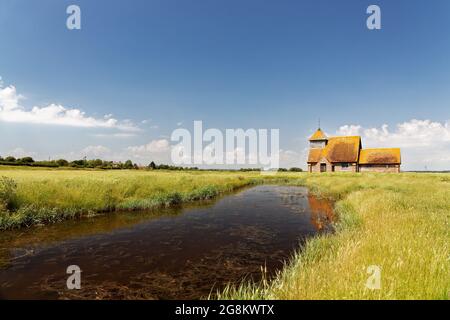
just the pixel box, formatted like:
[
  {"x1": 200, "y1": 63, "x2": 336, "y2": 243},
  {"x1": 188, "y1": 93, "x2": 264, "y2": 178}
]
[{"x1": 0, "y1": 0, "x2": 449, "y2": 170}]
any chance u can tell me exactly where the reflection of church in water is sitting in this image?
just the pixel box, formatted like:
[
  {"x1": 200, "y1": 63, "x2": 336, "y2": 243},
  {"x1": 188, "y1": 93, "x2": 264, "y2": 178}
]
[
  {"x1": 307, "y1": 195, "x2": 334, "y2": 231},
  {"x1": 278, "y1": 188, "x2": 335, "y2": 232}
]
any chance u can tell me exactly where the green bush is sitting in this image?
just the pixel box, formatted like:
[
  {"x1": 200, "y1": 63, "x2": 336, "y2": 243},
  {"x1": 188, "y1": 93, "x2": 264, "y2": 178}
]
[
  {"x1": 18, "y1": 157, "x2": 34, "y2": 164},
  {"x1": 56, "y1": 159, "x2": 69, "y2": 166}
]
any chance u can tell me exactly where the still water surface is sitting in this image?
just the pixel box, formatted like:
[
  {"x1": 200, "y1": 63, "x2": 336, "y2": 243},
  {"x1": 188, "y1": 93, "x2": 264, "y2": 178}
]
[{"x1": 0, "y1": 185, "x2": 334, "y2": 299}]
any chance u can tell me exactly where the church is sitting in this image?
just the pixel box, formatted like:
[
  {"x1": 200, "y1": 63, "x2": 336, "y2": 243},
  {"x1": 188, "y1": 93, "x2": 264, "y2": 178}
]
[{"x1": 307, "y1": 128, "x2": 401, "y2": 173}]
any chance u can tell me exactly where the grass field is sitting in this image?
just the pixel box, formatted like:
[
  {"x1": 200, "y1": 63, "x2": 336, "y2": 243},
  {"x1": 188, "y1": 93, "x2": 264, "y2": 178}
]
[
  {"x1": 0, "y1": 166, "x2": 271, "y2": 230},
  {"x1": 218, "y1": 172, "x2": 450, "y2": 300},
  {"x1": 0, "y1": 166, "x2": 449, "y2": 299}
]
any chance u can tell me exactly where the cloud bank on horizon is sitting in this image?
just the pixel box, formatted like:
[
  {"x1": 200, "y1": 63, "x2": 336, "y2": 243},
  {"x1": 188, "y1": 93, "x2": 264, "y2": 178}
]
[
  {"x1": 0, "y1": 81, "x2": 139, "y2": 132},
  {"x1": 0, "y1": 78, "x2": 449, "y2": 171}
]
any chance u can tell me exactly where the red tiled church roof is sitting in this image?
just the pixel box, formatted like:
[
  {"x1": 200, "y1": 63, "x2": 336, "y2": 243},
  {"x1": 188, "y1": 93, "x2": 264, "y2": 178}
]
[
  {"x1": 308, "y1": 136, "x2": 361, "y2": 163},
  {"x1": 359, "y1": 148, "x2": 401, "y2": 165}
]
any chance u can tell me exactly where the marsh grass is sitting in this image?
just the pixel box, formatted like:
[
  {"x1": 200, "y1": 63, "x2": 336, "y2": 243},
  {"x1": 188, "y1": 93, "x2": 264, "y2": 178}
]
[
  {"x1": 0, "y1": 167, "x2": 448, "y2": 299},
  {"x1": 216, "y1": 172, "x2": 450, "y2": 300},
  {"x1": 0, "y1": 167, "x2": 270, "y2": 230}
]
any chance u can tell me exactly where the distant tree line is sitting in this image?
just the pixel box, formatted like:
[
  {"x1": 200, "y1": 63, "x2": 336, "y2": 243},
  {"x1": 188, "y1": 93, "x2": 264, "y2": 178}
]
[
  {"x1": 278, "y1": 167, "x2": 303, "y2": 172},
  {"x1": 0, "y1": 156, "x2": 302, "y2": 172},
  {"x1": 147, "y1": 161, "x2": 198, "y2": 171},
  {"x1": 239, "y1": 167, "x2": 303, "y2": 172},
  {"x1": 0, "y1": 156, "x2": 198, "y2": 171},
  {"x1": 0, "y1": 156, "x2": 140, "y2": 169}
]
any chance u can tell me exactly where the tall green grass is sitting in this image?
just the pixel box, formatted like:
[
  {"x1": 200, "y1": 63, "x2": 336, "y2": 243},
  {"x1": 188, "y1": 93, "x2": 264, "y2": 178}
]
[
  {"x1": 216, "y1": 173, "x2": 450, "y2": 300},
  {"x1": 1, "y1": 167, "x2": 448, "y2": 299},
  {"x1": 0, "y1": 167, "x2": 267, "y2": 230}
]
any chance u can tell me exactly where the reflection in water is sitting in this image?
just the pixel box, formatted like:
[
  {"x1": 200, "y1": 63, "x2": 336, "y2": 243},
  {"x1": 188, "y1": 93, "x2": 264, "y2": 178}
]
[
  {"x1": 0, "y1": 185, "x2": 334, "y2": 300},
  {"x1": 308, "y1": 195, "x2": 335, "y2": 231}
]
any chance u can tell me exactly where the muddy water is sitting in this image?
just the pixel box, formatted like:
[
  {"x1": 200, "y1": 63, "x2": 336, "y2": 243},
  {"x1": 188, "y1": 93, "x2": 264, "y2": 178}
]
[{"x1": 0, "y1": 185, "x2": 334, "y2": 300}]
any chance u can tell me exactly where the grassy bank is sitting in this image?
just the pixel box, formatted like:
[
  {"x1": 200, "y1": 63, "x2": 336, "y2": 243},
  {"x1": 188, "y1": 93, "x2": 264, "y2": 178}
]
[
  {"x1": 1, "y1": 167, "x2": 448, "y2": 299},
  {"x1": 217, "y1": 173, "x2": 450, "y2": 300},
  {"x1": 0, "y1": 167, "x2": 271, "y2": 230}
]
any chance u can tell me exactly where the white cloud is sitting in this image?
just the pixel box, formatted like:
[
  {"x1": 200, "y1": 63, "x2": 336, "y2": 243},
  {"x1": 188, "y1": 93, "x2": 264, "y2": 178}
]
[
  {"x1": 364, "y1": 120, "x2": 450, "y2": 148},
  {"x1": 337, "y1": 119, "x2": 450, "y2": 147},
  {"x1": 4, "y1": 147, "x2": 37, "y2": 159},
  {"x1": 80, "y1": 145, "x2": 112, "y2": 158},
  {"x1": 278, "y1": 149, "x2": 301, "y2": 168},
  {"x1": 0, "y1": 85, "x2": 22, "y2": 111},
  {"x1": 93, "y1": 133, "x2": 137, "y2": 138},
  {"x1": 0, "y1": 81, "x2": 139, "y2": 132},
  {"x1": 336, "y1": 124, "x2": 362, "y2": 136},
  {"x1": 127, "y1": 139, "x2": 170, "y2": 158},
  {"x1": 336, "y1": 119, "x2": 450, "y2": 170}
]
